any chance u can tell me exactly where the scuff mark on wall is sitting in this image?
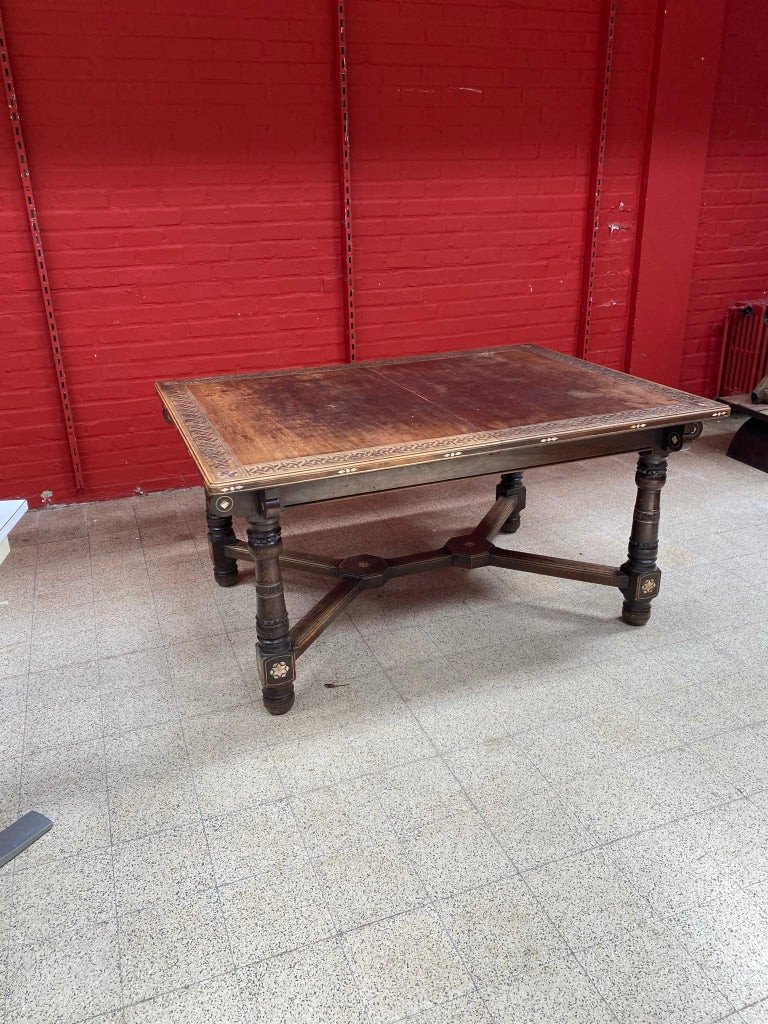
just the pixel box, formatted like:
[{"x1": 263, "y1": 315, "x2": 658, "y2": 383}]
[{"x1": 40, "y1": 490, "x2": 54, "y2": 505}]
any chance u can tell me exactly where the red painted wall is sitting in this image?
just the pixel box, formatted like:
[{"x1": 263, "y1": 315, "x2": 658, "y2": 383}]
[
  {"x1": 0, "y1": 0, "x2": 762, "y2": 505},
  {"x1": 680, "y1": 0, "x2": 768, "y2": 396},
  {"x1": 1, "y1": 0, "x2": 343, "y2": 505},
  {"x1": 347, "y1": 0, "x2": 602, "y2": 360}
]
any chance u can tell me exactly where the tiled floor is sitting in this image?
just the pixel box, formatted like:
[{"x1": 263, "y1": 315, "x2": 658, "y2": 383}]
[{"x1": 1, "y1": 416, "x2": 767, "y2": 1024}]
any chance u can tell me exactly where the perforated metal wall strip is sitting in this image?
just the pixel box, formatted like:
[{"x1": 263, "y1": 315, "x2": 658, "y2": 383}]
[
  {"x1": 578, "y1": 0, "x2": 617, "y2": 362},
  {"x1": 336, "y1": 0, "x2": 358, "y2": 362},
  {"x1": 0, "y1": 6, "x2": 84, "y2": 489}
]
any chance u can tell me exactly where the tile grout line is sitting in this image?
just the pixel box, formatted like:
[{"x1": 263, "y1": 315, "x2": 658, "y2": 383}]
[
  {"x1": 2, "y1": 527, "x2": 39, "y2": 1023},
  {"x1": 173, "y1": 679, "x2": 246, "y2": 1017},
  {"x1": 364, "y1": 659, "x2": 530, "y2": 1019},
  {"x1": 426, "y1": 733, "x2": 623, "y2": 1022},
  {"x1": 114, "y1": 506, "x2": 216, "y2": 1014},
  {"x1": 88, "y1": 507, "x2": 126, "y2": 1019}
]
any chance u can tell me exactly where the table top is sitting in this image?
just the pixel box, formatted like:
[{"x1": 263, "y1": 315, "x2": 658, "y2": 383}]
[{"x1": 156, "y1": 345, "x2": 728, "y2": 493}]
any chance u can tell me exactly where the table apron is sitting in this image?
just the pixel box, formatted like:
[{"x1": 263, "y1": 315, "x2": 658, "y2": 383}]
[{"x1": 257, "y1": 425, "x2": 670, "y2": 512}]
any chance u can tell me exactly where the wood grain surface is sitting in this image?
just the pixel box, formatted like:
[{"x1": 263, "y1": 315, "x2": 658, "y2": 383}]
[{"x1": 156, "y1": 345, "x2": 729, "y2": 492}]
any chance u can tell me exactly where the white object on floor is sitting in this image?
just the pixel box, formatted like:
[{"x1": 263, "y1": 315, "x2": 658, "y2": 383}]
[{"x1": 0, "y1": 498, "x2": 27, "y2": 566}]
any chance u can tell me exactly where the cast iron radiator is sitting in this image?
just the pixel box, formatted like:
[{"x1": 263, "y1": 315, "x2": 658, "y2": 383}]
[{"x1": 717, "y1": 301, "x2": 768, "y2": 398}]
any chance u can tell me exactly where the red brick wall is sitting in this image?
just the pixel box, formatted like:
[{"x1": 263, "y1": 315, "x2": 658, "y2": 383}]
[
  {"x1": 583, "y1": 0, "x2": 657, "y2": 370},
  {"x1": 347, "y1": 0, "x2": 603, "y2": 360},
  {"x1": 0, "y1": 0, "x2": 760, "y2": 505},
  {"x1": 680, "y1": 0, "x2": 768, "y2": 396},
  {"x1": 0, "y1": 0, "x2": 343, "y2": 505}
]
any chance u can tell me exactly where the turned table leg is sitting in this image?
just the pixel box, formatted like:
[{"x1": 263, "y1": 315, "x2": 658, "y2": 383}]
[
  {"x1": 620, "y1": 450, "x2": 667, "y2": 626},
  {"x1": 247, "y1": 500, "x2": 296, "y2": 715},
  {"x1": 206, "y1": 510, "x2": 239, "y2": 587},
  {"x1": 496, "y1": 472, "x2": 526, "y2": 534}
]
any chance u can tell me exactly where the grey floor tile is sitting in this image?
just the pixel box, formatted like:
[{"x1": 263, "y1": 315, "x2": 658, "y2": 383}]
[
  {"x1": 560, "y1": 748, "x2": 739, "y2": 844},
  {"x1": 270, "y1": 729, "x2": 362, "y2": 795},
  {"x1": 343, "y1": 906, "x2": 474, "y2": 1024},
  {"x1": 99, "y1": 647, "x2": 172, "y2": 692},
  {"x1": 0, "y1": 871, "x2": 12, "y2": 963},
  {"x1": 0, "y1": 710, "x2": 24, "y2": 761},
  {"x1": 483, "y1": 786, "x2": 596, "y2": 871},
  {"x1": 525, "y1": 846, "x2": 656, "y2": 951},
  {"x1": 389, "y1": 651, "x2": 481, "y2": 704},
  {"x1": 113, "y1": 822, "x2": 215, "y2": 915},
  {"x1": 219, "y1": 862, "x2": 334, "y2": 966},
  {"x1": 24, "y1": 694, "x2": 103, "y2": 754},
  {"x1": 289, "y1": 627, "x2": 382, "y2": 687},
  {"x1": 608, "y1": 816, "x2": 742, "y2": 917},
  {"x1": 6, "y1": 919, "x2": 121, "y2": 1024},
  {"x1": 28, "y1": 624, "x2": 99, "y2": 673},
  {"x1": 157, "y1": 598, "x2": 228, "y2": 642},
  {"x1": 0, "y1": 756, "x2": 20, "y2": 826},
  {"x1": 410, "y1": 693, "x2": 508, "y2": 752},
  {"x1": 191, "y1": 748, "x2": 285, "y2": 816},
  {"x1": 0, "y1": 641, "x2": 30, "y2": 680},
  {"x1": 205, "y1": 800, "x2": 305, "y2": 885},
  {"x1": 109, "y1": 769, "x2": 200, "y2": 844},
  {"x1": 167, "y1": 636, "x2": 252, "y2": 718},
  {"x1": 439, "y1": 876, "x2": 569, "y2": 988},
  {"x1": 577, "y1": 920, "x2": 733, "y2": 1024},
  {"x1": 290, "y1": 777, "x2": 396, "y2": 857},
  {"x1": 119, "y1": 890, "x2": 233, "y2": 1004},
  {"x1": 405, "y1": 809, "x2": 514, "y2": 900},
  {"x1": 399, "y1": 993, "x2": 495, "y2": 1023},
  {"x1": 371, "y1": 758, "x2": 473, "y2": 839},
  {"x1": 348, "y1": 706, "x2": 436, "y2": 772},
  {"x1": 640, "y1": 682, "x2": 753, "y2": 743},
  {"x1": 740, "y1": 1000, "x2": 768, "y2": 1023},
  {"x1": 26, "y1": 659, "x2": 100, "y2": 704},
  {"x1": 102, "y1": 683, "x2": 178, "y2": 737},
  {"x1": 96, "y1": 601, "x2": 164, "y2": 659},
  {"x1": 484, "y1": 957, "x2": 615, "y2": 1024},
  {"x1": 514, "y1": 716, "x2": 620, "y2": 786},
  {"x1": 364, "y1": 624, "x2": 442, "y2": 670},
  {"x1": 12, "y1": 847, "x2": 115, "y2": 945},
  {"x1": 21, "y1": 737, "x2": 107, "y2": 798},
  {"x1": 0, "y1": 670, "x2": 27, "y2": 709},
  {"x1": 315, "y1": 839, "x2": 428, "y2": 930},
  {"x1": 181, "y1": 704, "x2": 266, "y2": 761},
  {"x1": 238, "y1": 937, "x2": 366, "y2": 1024},
  {"x1": 672, "y1": 890, "x2": 768, "y2": 1007},
  {"x1": 691, "y1": 726, "x2": 768, "y2": 796},
  {"x1": 13, "y1": 787, "x2": 111, "y2": 867},
  {"x1": 106, "y1": 722, "x2": 188, "y2": 782},
  {"x1": 445, "y1": 735, "x2": 549, "y2": 812},
  {"x1": 10, "y1": 428, "x2": 768, "y2": 1024},
  {"x1": 122, "y1": 973, "x2": 247, "y2": 1024}
]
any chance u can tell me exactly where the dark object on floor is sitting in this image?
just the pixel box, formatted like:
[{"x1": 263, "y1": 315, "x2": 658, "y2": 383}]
[
  {"x1": 751, "y1": 376, "x2": 768, "y2": 403},
  {"x1": 0, "y1": 811, "x2": 53, "y2": 868},
  {"x1": 720, "y1": 395, "x2": 768, "y2": 474}
]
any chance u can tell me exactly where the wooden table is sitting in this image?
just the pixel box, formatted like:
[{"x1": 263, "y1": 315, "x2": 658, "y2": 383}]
[{"x1": 157, "y1": 345, "x2": 729, "y2": 715}]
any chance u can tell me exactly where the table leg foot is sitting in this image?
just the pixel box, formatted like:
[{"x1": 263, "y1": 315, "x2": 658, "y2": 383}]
[
  {"x1": 619, "y1": 450, "x2": 666, "y2": 627},
  {"x1": 497, "y1": 472, "x2": 526, "y2": 534},
  {"x1": 206, "y1": 510, "x2": 239, "y2": 587},
  {"x1": 621, "y1": 601, "x2": 653, "y2": 627},
  {"x1": 262, "y1": 685, "x2": 296, "y2": 715}
]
